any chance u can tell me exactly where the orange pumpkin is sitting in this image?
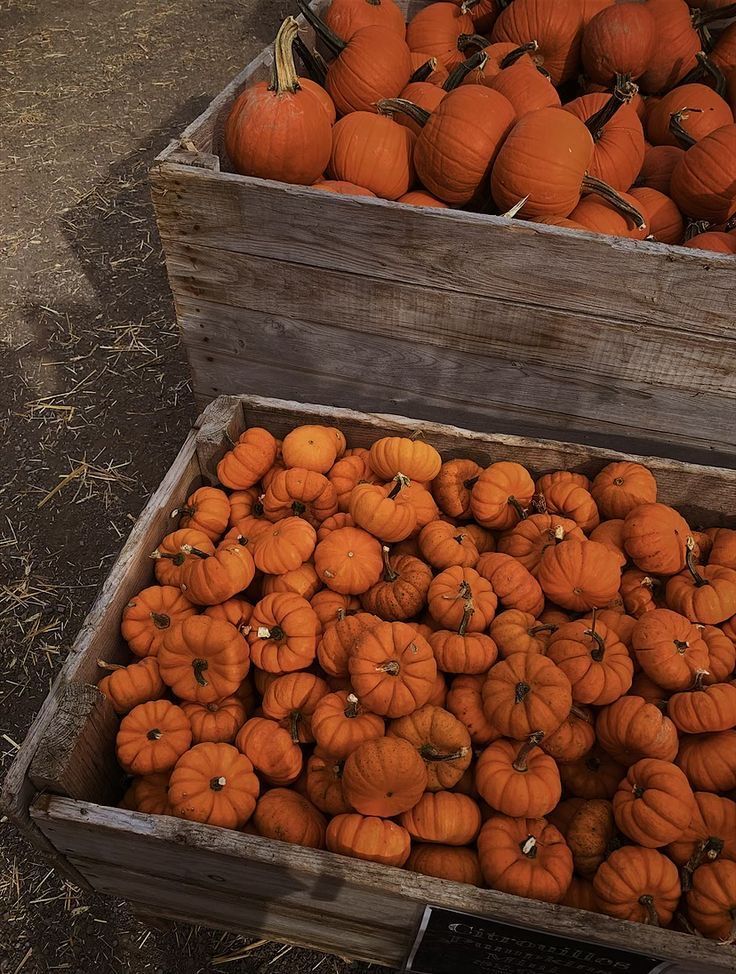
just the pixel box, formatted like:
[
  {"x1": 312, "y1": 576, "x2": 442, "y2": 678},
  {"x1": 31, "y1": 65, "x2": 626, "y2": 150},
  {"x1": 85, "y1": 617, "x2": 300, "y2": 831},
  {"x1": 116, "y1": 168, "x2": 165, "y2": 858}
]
[
  {"x1": 482, "y1": 652, "x2": 573, "y2": 740},
  {"x1": 323, "y1": 0, "x2": 405, "y2": 41},
  {"x1": 545, "y1": 614, "x2": 633, "y2": 706},
  {"x1": 477, "y1": 814, "x2": 573, "y2": 903},
  {"x1": 169, "y1": 742, "x2": 259, "y2": 829},
  {"x1": 349, "y1": 620, "x2": 437, "y2": 717},
  {"x1": 151, "y1": 529, "x2": 215, "y2": 587},
  {"x1": 317, "y1": 610, "x2": 380, "y2": 677},
  {"x1": 432, "y1": 458, "x2": 482, "y2": 519},
  {"x1": 159, "y1": 616, "x2": 250, "y2": 704},
  {"x1": 228, "y1": 488, "x2": 262, "y2": 526},
  {"x1": 596, "y1": 695, "x2": 679, "y2": 766},
  {"x1": 263, "y1": 467, "x2": 338, "y2": 527},
  {"x1": 314, "y1": 525, "x2": 383, "y2": 595},
  {"x1": 261, "y1": 671, "x2": 329, "y2": 743},
  {"x1": 593, "y1": 846, "x2": 681, "y2": 925},
  {"x1": 620, "y1": 569, "x2": 661, "y2": 618},
  {"x1": 98, "y1": 657, "x2": 165, "y2": 715},
  {"x1": 252, "y1": 788, "x2": 327, "y2": 848},
  {"x1": 179, "y1": 543, "x2": 255, "y2": 606},
  {"x1": 419, "y1": 520, "x2": 479, "y2": 570},
  {"x1": 306, "y1": 751, "x2": 352, "y2": 815},
  {"x1": 589, "y1": 519, "x2": 627, "y2": 568},
  {"x1": 540, "y1": 705, "x2": 596, "y2": 764},
  {"x1": 541, "y1": 481, "x2": 600, "y2": 533},
  {"x1": 559, "y1": 747, "x2": 626, "y2": 800},
  {"x1": 121, "y1": 773, "x2": 171, "y2": 815},
  {"x1": 666, "y1": 541, "x2": 736, "y2": 625},
  {"x1": 427, "y1": 565, "x2": 498, "y2": 631},
  {"x1": 262, "y1": 562, "x2": 321, "y2": 601},
  {"x1": 121, "y1": 585, "x2": 197, "y2": 658},
  {"x1": 406, "y1": 844, "x2": 483, "y2": 885},
  {"x1": 349, "y1": 480, "x2": 417, "y2": 542},
  {"x1": 446, "y1": 674, "x2": 501, "y2": 747},
  {"x1": 329, "y1": 110, "x2": 416, "y2": 200},
  {"x1": 282, "y1": 424, "x2": 339, "y2": 472},
  {"x1": 248, "y1": 593, "x2": 322, "y2": 673},
  {"x1": 632, "y1": 608, "x2": 711, "y2": 691},
  {"x1": 701, "y1": 625, "x2": 736, "y2": 684},
  {"x1": 116, "y1": 700, "x2": 192, "y2": 775},
  {"x1": 667, "y1": 792, "x2": 736, "y2": 888},
  {"x1": 489, "y1": 609, "x2": 557, "y2": 658},
  {"x1": 326, "y1": 813, "x2": 411, "y2": 866},
  {"x1": 537, "y1": 539, "x2": 621, "y2": 612},
  {"x1": 235, "y1": 716, "x2": 303, "y2": 785},
  {"x1": 181, "y1": 696, "x2": 247, "y2": 745},
  {"x1": 369, "y1": 436, "x2": 442, "y2": 482},
  {"x1": 311, "y1": 690, "x2": 385, "y2": 758},
  {"x1": 399, "y1": 791, "x2": 481, "y2": 845},
  {"x1": 204, "y1": 596, "x2": 253, "y2": 634},
  {"x1": 217, "y1": 427, "x2": 278, "y2": 489},
  {"x1": 677, "y1": 731, "x2": 736, "y2": 793},
  {"x1": 342, "y1": 736, "x2": 428, "y2": 815},
  {"x1": 476, "y1": 734, "x2": 561, "y2": 817},
  {"x1": 388, "y1": 704, "x2": 472, "y2": 790},
  {"x1": 491, "y1": 0, "x2": 583, "y2": 85},
  {"x1": 251, "y1": 517, "x2": 317, "y2": 575},
  {"x1": 172, "y1": 486, "x2": 230, "y2": 541},
  {"x1": 329, "y1": 451, "x2": 379, "y2": 511},
  {"x1": 622, "y1": 503, "x2": 692, "y2": 576},
  {"x1": 687, "y1": 860, "x2": 736, "y2": 943},
  {"x1": 310, "y1": 589, "x2": 361, "y2": 628},
  {"x1": 429, "y1": 626, "x2": 498, "y2": 675},
  {"x1": 668, "y1": 674, "x2": 736, "y2": 734},
  {"x1": 591, "y1": 462, "x2": 658, "y2": 519},
  {"x1": 613, "y1": 757, "x2": 694, "y2": 847},
  {"x1": 470, "y1": 461, "x2": 535, "y2": 530},
  {"x1": 362, "y1": 548, "x2": 433, "y2": 620},
  {"x1": 498, "y1": 514, "x2": 585, "y2": 577}
]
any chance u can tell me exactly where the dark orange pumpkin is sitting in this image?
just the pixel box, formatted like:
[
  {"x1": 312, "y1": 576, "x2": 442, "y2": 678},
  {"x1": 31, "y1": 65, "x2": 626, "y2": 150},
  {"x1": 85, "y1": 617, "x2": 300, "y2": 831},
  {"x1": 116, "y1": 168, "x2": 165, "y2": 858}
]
[
  {"x1": 491, "y1": 0, "x2": 584, "y2": 85},
  {"x1": 564, "y1": 87, "x2": 645, "y2": 193},
  {"x1": 596, "y1": 695, "x2": 679, "y2": 765},
  {"x1": 647, "y1": 84, "x2": 734, "y2": 149},
  {"x1": 329, "y1": 110, "x2": 415, "y2": 200},
  {"x1": 537, "y1": 539, "x2": 622, "y2": 613},
  {"x1": 622, "y1": 503, "x2": 692, "y2": 576},
  {"x1": 594, "y1": 846, "x2": 681, "y2": 925},
  {"x1": 475, "y1": 733, "x2": 562, "y2": 817},
  {"x1": 639, "y1": 0, "x2": 700, "y2": 94},
  {"x1": 687, "y1": 859, "x2": 736, "y2": 943},
  {"x1": 477, "y1": 814, "x2": 573, "y2": 903},
  {"x1": 326, "y1": 812, "x2": 411, "y2": 865},
  {"x1": 546, "y1": 614, "x2": 633, "y2": 706},
  {"x1": 446, "y1": 674, "x2": 501, "y2": 746},
  {"x1": 349, "y1": 620, "x2": 437, "y2": 717},
  {"x1": 342, "y1": 736, "x2": 428, "y2": 815},
  {"x1": 581, "y1": 2, "x2": 655, "y2": 84},
  {"x1": 671, "y1": 124, "x2": 736, "y2": 223},
  {"x1": 632, "y1": 608, "x2": 711, "y2": 691},
  {"x1": 613, "y1": 757, "x2": 695, "y2": 847},
  {"x1": 388, "y1": 704, "x2": 472, "y2": 790},
  {"x1": 323, "y1": 0, "x2": 405, "y2": 41},
  {"x1": 629, "y1": 187, "x2": 685, "y2": 245},
  {"x1": 482, "y1": 651, "x2": 573, "y2": 739}
]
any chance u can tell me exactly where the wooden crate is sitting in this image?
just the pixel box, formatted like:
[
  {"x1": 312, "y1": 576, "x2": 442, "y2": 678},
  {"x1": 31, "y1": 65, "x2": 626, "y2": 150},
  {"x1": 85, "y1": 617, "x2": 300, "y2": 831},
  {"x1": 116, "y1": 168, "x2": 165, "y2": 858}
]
[
  {"x1": 149, "y1": 0, "x2": 736, "y2": 469},
  {"x1": 4, "y1": 394, "x2": 736, "y2": 970}
]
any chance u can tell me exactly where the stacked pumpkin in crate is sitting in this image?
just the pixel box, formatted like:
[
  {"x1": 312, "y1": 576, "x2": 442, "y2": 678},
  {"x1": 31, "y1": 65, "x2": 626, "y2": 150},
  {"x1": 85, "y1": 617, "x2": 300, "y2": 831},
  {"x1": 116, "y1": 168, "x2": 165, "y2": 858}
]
[
  {"x1": 102, "y1": 422, "x2": 736, "y2": 943},
  {"x1": 223, "y1": 0, "x2": 736, "y2": 253}
]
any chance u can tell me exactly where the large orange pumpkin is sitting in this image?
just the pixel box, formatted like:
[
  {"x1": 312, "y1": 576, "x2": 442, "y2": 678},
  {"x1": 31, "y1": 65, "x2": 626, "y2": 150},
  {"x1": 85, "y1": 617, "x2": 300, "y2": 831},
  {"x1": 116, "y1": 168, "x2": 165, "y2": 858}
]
[
  {"x1": 329, "y1": 111, "x2": 415, "y2": 200},
  {"x1": 537, "y1": 539, "x2": 621, "y2": 612}
]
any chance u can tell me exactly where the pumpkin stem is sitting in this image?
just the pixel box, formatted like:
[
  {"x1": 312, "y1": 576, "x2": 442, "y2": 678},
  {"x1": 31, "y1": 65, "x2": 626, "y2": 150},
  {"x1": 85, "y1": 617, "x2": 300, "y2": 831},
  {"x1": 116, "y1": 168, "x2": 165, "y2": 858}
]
[
  {"x1": 684, "y1": 536, "x2": 707, "y2": 587},
  {"x1": 585, "y1": 77, "x2": 638, "y2": 142},
  {"x1": 296, "y1": 0, "x2": 345, "y2": 56},
  {"x1": 258, "y1": 625, "x2": 284, "y2": 640},
  {"x1": 192, "y1": 658, "x2": 209, "y2": 687},
  {"x1": 377, "y1": 659, "x2": 401, "y2": 676},
  {"x1": 381, "y1": 544, "x2": 399, "y2": 582},
  {"x1": 444, "y1": 50, "x2": 488, "y2": 91},
  {"x1": 500, "y1": 40, "x2": 539, "y2": 68},
  {"x1": 150, "y1": 611, "x2": 171, "y2": 630},
  {"x1": 514, "y1": 681, "x2": 531, "y2": 703},
  {"x1": 531, "y1": 492, "x2": 547, "y2": 514},
  {"x1": 387, "y1": 472, "x2": 411, "y2": 499},
  {"x1": 458, "y1": 586, "x2": 475, "y2": 636},
  {"x1": 529, "y1": 623, "x2": 558, "y2": 637},
  {"x1": 520, "y1": 835, "x2": 538, "y2": 859},
  {"x1": 456, "y1": 33, "x2": 489, "y2": 52},
  {"x1": 692, "y1": 2, "x2": 736, "y2": 27},
  {"x1": 210, "y1": 775, "x2": 227, "y2": 791},
  {"x1": 268, "y1": 17, "x2": 300, "y2": 95},
  {"x1": 376, "y1": 98, "x2": 430, "y2": 129},
  {"x1": 207, "y1": 702, "x2": 219, "y2": 712},
  {"x1": 717, "y1": 911, "x2": 736, "y2": 947},
  {"x1": 697, "y1": 51, "x2": 727, "y2": 96},
  {"x1": 585, "y1": 609, "x2": 606, "y2": 662},
  {"x1": 408, "y1": 57, "x2": 438, "y2": 84},
  {"x1": 292, "y1": 33, "x2": 327, "y2": 86},
  {"x1": 581, "y1": 174, "x2": 646, "y2": 231},
  {"x1": 685, "y1": 219, "x2": 713, "y2": 241},
  {"x1": 633, "y1": 784, "x2": 645, "y2": 799},
  {"x1": 464, "y1": 475, "x2": 479, "y2": 490},
  {"x1": 344, "y1": 692, "x2": 361, "y2": 719},
  {"x1": 669, "y1": 109, "x2": 701, "y2": 149},
  {"x1": 725, "y1": 213, "x2": 736, "y2": 233},
  {"x1": 570, "y1": 705, "x2": 593, "y2": 723},
  {"x1": 586, "y1": 755, "x2": 601, "y2": 772},
  {"x1": 171, "y1": 505, "x2": 195, "y2": 519},
  {"x1": 690, "y1": 668, "x2": 709, "y2": 691},
  {"x1": 180, "y1": 543, "x2": 209, "y2": 560},
  {"x1": 681, "y1": 836, "x2": 725, "y2": 892},
  {"x1": 147, "y1": 728, "x2": 162, "y2": 741},
  {"x1": 291, "y1": 499, "x2": 308, "y2": 517},
  {"x1": 419, "y1": 743, "x2": 471, "y2": 763},
  {"x1": 638, "y1": 894, "x2": 660, "y2": 927},
  {"x1": 290, "y1": 709, "x2": 302, "y2": 743},
  {"x1": 508, "y1": 496, "x2": 528, "y2": 522},
  {"x1": 337, "y1": 608, "x2": 347, "y2": 622},
  {"x1": 96, "y1": 659, "x2": 125, "y2": 672},
  {"x1": 674, "y1": 638, "x2": 690, "y2": 655},
  {"x1": 512, "y1": 731, "x2": 544, "y2": 772}
]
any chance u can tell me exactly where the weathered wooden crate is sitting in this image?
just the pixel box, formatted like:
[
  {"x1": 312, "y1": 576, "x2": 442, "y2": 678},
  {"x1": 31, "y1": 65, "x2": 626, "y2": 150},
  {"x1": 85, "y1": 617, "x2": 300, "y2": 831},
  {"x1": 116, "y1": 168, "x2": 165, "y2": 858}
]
[
  {"x1": 149, "y1": 0, "x2": 736, "y2": 469},
  {"x1": 3, "y1": 394, "x2": 736, "y2": 970}
]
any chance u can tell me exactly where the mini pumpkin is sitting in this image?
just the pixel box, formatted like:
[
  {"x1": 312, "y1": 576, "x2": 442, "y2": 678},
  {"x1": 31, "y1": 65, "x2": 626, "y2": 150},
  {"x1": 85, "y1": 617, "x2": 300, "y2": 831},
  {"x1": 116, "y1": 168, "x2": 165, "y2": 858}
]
[
  {"x1": 306, "y1": 751, "x2": 352, "y2": 816},
  {"x1": 252, "y1": 788, "x2": 327, "y2": 848},
  {"x1": 388, "y1": 704, "x2": 472, "y2": 790},
  {"x1": 477, "y1": 814, "x2": 573, "y2": 903},
  {"x1": 121, "y1": 585, "x2": 197, "y2": 658},
  {"x1": 613, "y1": 757, "x2": 694, "y2": 847},
  {"x1": 540, "y1": 705, "x2": 596, "y2": 764},
  {"x1": 248, "y1": 593, "x2": 322, "y2": 673},
  {"x1": 429, "y1": 626, "x2": 498, "y2": 675},
  {"x1": 489, "y1": 609, "x2": 557, "y2": 658},
  {"x1": 667, "y1": 792, "x2": 736, "y2": 890},
  {"x1": 98, "y1": 657, "x2": 166, "y2": 715},
  {"x1": 326, "y1": 813, "x2": 411, "y2": 866},
  {"x1": 399, "y1": 791, "x2": 481, "y2": 845},
  {"x1": 281, "y1": 424, "x2": 338, "y2": 472},
  {"x1": 432, "y1": 458, "x2": 482, "y2": 519},
  {"x1": 204, "y1": 596, "x2": 253, "y2": 634},
  {"x1": 666, "y1": 540, "x2": 736, "y2": 625},
  {"x1": 310, "y1": 589, "x2": 361, "y2": 628},
  {"x1": 361, "y1": 547, "x2": 433, "y2": 620},
  {"x1": 151, "y1": 529, "x2": 214, "y2": 587},
  {"x1": 263, "y1": 467, "x2": 338, "y2": 527},
  {"x1": 418, "y1": 520, "x2": 479, "y2": 570},
  {"x1": 172, "y1": 486, "x2": 230, "y2": 541},
  {"x1": 158, "y1": 616, "x2": 250, "y2": 704},
  {"x1": 537, "y1": 539, "x2": 621, "y2": 613},
  {"x1": 313, "y1": 525, "x2": 384, "y2": 595},
  {"x1": 565, "y1": 799, "x2": 618, "y2": 878},
  {"x1": 545, "y1": 614, "x2": 633, "y2": 706},
  {"x1": 121, "y1": 773, "x2": 171, "y2": 815},
  {"x1": 349, "y1": 480, "x2": 417, "y2": 542},
  {"x1": 116, "y1": 700, "x2": 192, "y2": 775},
  {"x1": 261, "y1": 671, "x2": 329, "y2": 742},
  {"x1": 498, "y1": 514, "x2": 585, "y2": 577},
  {"x1": 622, "y1": 503, "x2": 692, "y2": 576},
  {"x1": 311, "y1": 690, "x2": 385, "y2": 758},
  {"x1": 181, "y1": 696, "x2": 247, "y2": 744},
  {"x1": 668, "y1": 674, "x2": 736, "y2": 735},
  {"x1": 342, "y1": 736, "x2": 428, "y2": 816},
  {"x1": 317, "y1": 610, "x2": 380, "y2": 677},
  {"x1": 169, "y1": 742, "x2": 259, "y2": 829},
  {"x1": 620, "y1": 569, "x2": 661, "y2": 618},
  {"x1": 589, "y1": 519, "x2": 628, "y2": 568},
  {"x1": 427, "y1": 566, "x2": 498, "y2": 631},
  {"x1": 217, "y1": 428, "x2": 278, "y2": 489},
  {"x1": 676, "y1": 731, "x2": 736, "y2": 793},
  {"x1": 559, "y1": 747, "x2": 626, "y2": 800},
  {"x1": 541, "y1": 481, "x2": 600, "y2": 533},
  {"x1": 369, "y1": 435, "x2": 442, "y2": 482},
  {"x1": 470, "y1": 461, "x2": 535, "y2": 530},
  {"x1": 406, "y1": 844, "x2": 483, "y2": 885},
  {"x1": 596, "y1": 695, "x2": 679, "y2": 766},
  {"x1": 632, "y1": 608, "x2": 711, "y2": 691},
  {"x1": 235, "y1": 716, "x2": 303, "y2": 785},
  {"x1": 591, "y1": 462, "x2": 658, "y2": 519},
  {"x1": 476, "y1": 552, "x2": 545, "y2": 616},
  {"x1": 476, "y1": 733, "x2": 562, "y2": 818},
  {"x1": 593, "y1": 846, "x2": 681, "y2": 926},
  {"x1": 482, "y1": 652, "x2": 573, "y2": 740},
  {"x1": 262, "y1": 562, "x2": 321, "y2": 601},
  {"x1": 446, "y1": 674, "x2": 501, "y2": 747},
  {"x1": 251, "y1": 517, "x2": 317, "y2": 575},
  {"x1": 687, "y1": 860, "x2": 736, "y2": 943},
  {"x1": 349, "y1": 620, "x2": 437, "y2": 717},
  {"x1": 179, "y1": 543, "x2": 255, "y2": 606}
]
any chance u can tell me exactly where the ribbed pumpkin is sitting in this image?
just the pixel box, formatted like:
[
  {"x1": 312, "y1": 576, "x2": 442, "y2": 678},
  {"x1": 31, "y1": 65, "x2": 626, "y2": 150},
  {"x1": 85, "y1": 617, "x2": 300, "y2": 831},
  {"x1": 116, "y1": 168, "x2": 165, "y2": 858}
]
[
  {"x1": 647, "y1": 85, "x2": 734, "y2": 149},
  {"x1": 349, "y1": 620, "x2": 437, "y2": 717},
  {"x1": 667, "y1": 791, "x2": 736, "y2": 887},
  {"x1": 399, "y1": 791, "x2": 481, "y2": 845},
  {"x1": 491, "y1": 0, "x2": 584, "y2": 85},
  {"x1": 224, "y1": 19, "x2": 332, "y2": 185},
  {"x1": 545, "y1": 615, "x2": 633, "y2": 706},
  {"x1": 498, "y1": 514, "x2": 585, "y2": 577},
  {"x1": 596, "y1": 695, "x2": 679, "y2": 766},
  {"x1": 687, "y1": 859, "x2": 736, "y2": 943},
  {"x1": 477, "y1": 814, "x2": 573, "y2": 903},
  {"x1": 482, "y1": 651, "x2": 573, "y2": 740},
  {"x1": 446, "y1": 674, "x2": 501, "y2": 746},
  {"x1": 329, "y1": 110, "x2": 415, "y2": 200},
  {"x1": 629, "y1": 187, "x2": 685, "y2": 245},
  {"x1": 632, "y1": 608, "x2": 710, "y2": 691},
  {"x1": 537, "y1": 539, "x2": 622, "y2": 613},
  {"x1": 636, "y1": 144, "x2": 685, "y2": 195},
  {"x1": 327, "y1": 813, "x2": 411, "y2": 866},
  {"x1": 613, "y1": 757, "x2": 695, "y2": 847},
  {"x1": 671, "y1": 124, "x2": 736, "y2": 223},
  {"x1": 342, "y1": 736, "x2": 428, "y2": 815},
  {"x1": 581, "y1": 2, "x2": 655, "y2": 84},
  {"x1": 298, "y1": 0, "x2": 412, "y2": 116},
  {"x1": 564, "y1": 87, "x2": 645, "y2": 192},
  {"x1": 323, "y1": 0, "x2": 406, "y2": 41},
  {"x1": 677, "y1": 731, "x2": 736, "y2": 793},
  {"x1": 405, "y1": 2, "x2": 475, "y2": 70},
  {"x1": 683, "y1": 231, "x2": 736, "y2": 253},
  {"x1": 623, "y1": 503, "x2": 692, "y2": 576},
  {"x1": 639, "y1": 0, "x2": 700, "y2": 94},
  {"x1": 313, "y1": 180, "x2": 376, "y2": 197},
  {"x1": 488, "y1": 59, "x2": 562, "y2": 118},
  {"x1": 476, "y1": 734, "x2": 562, "y2": 817},
  {"x1": 569, "y1": 192, "x2": 648, "y2": 239},
  {"x1": 406, "y1": 844, "x2": 483, "y2": 885},
  {"x1": 491, "y1": 108, "x2": 597, "y2": 219},
  {"x1": 594, "y1": 846, "x2": 681, "y2": 925}
]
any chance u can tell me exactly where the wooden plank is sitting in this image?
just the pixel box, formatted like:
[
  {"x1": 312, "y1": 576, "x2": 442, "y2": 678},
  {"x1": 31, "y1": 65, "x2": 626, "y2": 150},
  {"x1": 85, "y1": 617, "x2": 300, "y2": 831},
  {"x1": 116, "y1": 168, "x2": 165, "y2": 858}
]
[
  {"x1": 29, "y1": 684, "x2": 123, "y2": 804},
  {"x1": 166, "y1": 243, "x2": 736, "y2": 402},
  {"x1": 31, "y1": 798, "x2": 729, "y2": 971},
  {"x1": 193, "y1": 395, "x2": 246, "y2": 483},
  {"x1": 174, "y1": 292, "x2": 736, "y2": 469},
  {"x1": 150, "y1": 163, "x2": 734, "y2": 339}
]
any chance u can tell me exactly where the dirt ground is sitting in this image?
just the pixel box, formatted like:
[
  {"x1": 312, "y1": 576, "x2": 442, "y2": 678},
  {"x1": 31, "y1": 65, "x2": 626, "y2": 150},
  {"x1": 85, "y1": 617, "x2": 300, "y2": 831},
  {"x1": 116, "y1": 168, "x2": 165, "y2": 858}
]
[{"x1": 0, "y1": 1, "x2": 380, "y2": 971}]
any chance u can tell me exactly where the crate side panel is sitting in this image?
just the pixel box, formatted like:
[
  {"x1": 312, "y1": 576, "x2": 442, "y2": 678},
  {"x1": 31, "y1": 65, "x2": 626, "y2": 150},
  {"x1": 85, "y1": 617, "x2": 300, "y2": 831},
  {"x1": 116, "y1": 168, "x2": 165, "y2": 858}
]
[
  {"x1": 177, "y1": 300, "x2": 736, "y2": 475},
  {"x1": 150, "y1": 165, "x2": 735, "y2": 337}
]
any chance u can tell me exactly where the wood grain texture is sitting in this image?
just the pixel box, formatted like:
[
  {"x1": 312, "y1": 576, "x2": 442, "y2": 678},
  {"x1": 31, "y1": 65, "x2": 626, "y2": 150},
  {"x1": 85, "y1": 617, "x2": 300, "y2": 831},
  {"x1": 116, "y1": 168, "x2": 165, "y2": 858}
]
[
  {"x1": 173, "y1": 287, "x2": 736, "y2": 468},
  {"x1": 32, "y1": 797, "x2": 729, "y2": 971},
  {"x1": 29, "y1": 684, "x2": 123, "y2": 805},
  {"x1": 194, "y1": 395, "x2": 245, "y2": 483}
]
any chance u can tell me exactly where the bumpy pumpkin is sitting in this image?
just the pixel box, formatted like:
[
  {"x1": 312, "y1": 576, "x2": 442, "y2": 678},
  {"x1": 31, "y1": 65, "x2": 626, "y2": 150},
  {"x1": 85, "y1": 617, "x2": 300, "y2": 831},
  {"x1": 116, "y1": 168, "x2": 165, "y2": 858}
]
[
  {"x1": 349, "y1": 620, "x2": 437, "y2": 717},
  {"x1": 317, "y1": 610, "x2": 379, "y2": 677},
  {"x1": 252, "y1": 788, "x2": 327, "y2": 848},
  {"x1": 116, "y1": 700, "x2": 192, "y2": 775},
  {"x1": 251, "y1": 517, "x2": 317, "y2": 575},
  {"x1": 565, "y1": 798, "x2": 617, "y2": 877},
  {"x1": 342, "y1": 736, "x2": 428, "y2": 815},
  {"x1": 476, "y1": 733, "x2": 562, "y2": 818},
  {"x1": 217, "y1": 427, "x2": 278, "y2": 490},
  {"x1": 632, "y1": 608, "x2": 710, "y2": 691},
  {"x1": 311, "y1": 690, "x2": 385, "y2": 758},
  {"x1": 235, "y1": 716, "x2": 303, "y2": 785},
  {"x1": 121, "y1": 585, "x2": 197, "y2": 658},
  {"x1": 446, "y1": 674, "x2": 501, "y2": 747},
  {"x1": 537, "y1": 539, "x2": 621, "y2": 612},
  {"x1": 388, "y1": 704, "x2": 472, "y2": 790},
  {"x1": 399, "y1": 791, "x2": 481, "y2": 845},
  {"x1": 687, "y1": 860, "x2": 736, "y2": 943},
  {"x1": 248, "y1": 593, "x2": 322, "y2": 673},
  {"x1": 159, "y1": 616, "x2": 250, "y2": 704},
  {"x1": 477, "y1": 814, "x2": 573, "y2": 903},
  {"x1": 623, "y1": 503, "x2": 692, "y2": 575},
  {"x1": 362, "y1": 548, "x2": 432, "y2": 620},
  {"x1": 326, "y1": 813, "x2": 411, "y2": 866},
  {"x1": 169, "y1": 742, "x2": 259, "y2": 829},
  {"x1": 593, "y1": 846, "x2": 681, "y2": 925},
  {"x1": 613, "y1": 757, "x2": 694, "y2": 847},
  {"x1": 471, "y1": 462, "x2": 535, "y2": 530},
  {"x1": 596, "y1": 695, "x2": 679, "y2": 766},
  {"x1": 482, "y1": 652, "x2": 573, "y2": 740}
]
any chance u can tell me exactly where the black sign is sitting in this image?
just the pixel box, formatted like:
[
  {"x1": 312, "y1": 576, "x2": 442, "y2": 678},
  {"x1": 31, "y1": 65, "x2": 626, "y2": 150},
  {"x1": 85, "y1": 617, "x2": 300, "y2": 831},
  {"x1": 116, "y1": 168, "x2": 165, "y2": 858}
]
[{"x1": 404, "y1": 906, "x2": 675, "y2": 974}]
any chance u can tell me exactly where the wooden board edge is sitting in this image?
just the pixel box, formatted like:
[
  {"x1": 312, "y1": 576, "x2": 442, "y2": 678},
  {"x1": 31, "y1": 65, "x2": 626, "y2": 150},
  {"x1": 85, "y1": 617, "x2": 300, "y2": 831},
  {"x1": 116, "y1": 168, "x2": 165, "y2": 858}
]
[{"x1": 31, "y1": 796, "x2": 735, "y2": 970}]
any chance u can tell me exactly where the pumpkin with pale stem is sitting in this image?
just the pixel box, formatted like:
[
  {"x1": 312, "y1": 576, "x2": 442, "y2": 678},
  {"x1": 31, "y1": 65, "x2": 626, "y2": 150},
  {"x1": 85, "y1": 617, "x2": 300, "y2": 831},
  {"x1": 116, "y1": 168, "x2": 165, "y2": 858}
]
[
  {"x1": 169, "y1": 742, "x2": 259, "y2": 829},
  {"x1": 432, "y1": 459, "x2": 482, "y2": 519},
  {"x1": 151, "y1": 529, "x2": 214, "y2": 587},
  {"x1": 98, "y1": 657, "x2": 166, "y2": 715},
  {"x1": 116, "y1": 700, "x2": 192, "y2": 775},
  {"x1": 427, "y1": 565, "x2": 498, "y2": 631},
  {"x1": 310, "y1": 690, "x2": 385, "y2": 759},
  {"x1": 171, "y1": 486, "x2": 230, "y2": 541},
  {"x1": 498, "y1": 514, "x2": 585, "y2": 577},
  {"x1": 349, "y1": 620, "x2": 437, "y2": 717},
  {"x1": 537, "y1": 539, "x2": 621, "y2": 613},
  {"x1": 388, "y1": 704, "x2": 472, "y2": 790},
  {"x1": 477, "y1": 814, "x2": 573, "y2": 903},
  {"x1": 248, "y1": 593, "x2": 322, "y2": 673},
  {"x1": 217, "y1": 427, "x2": 278, "y2": 490},
  {"x1": 121, "y1": 585, "x2": 197, "y2": 658}
]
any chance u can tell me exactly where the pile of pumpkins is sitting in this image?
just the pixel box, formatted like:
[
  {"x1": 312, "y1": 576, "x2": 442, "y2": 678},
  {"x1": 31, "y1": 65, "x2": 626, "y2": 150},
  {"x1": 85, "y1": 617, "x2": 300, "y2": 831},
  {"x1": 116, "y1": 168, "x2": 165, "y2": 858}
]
[
  {"x1": 223, "y1": 0, "x2": 736, "y2": 254},
  {"x1": 103, "y1": 421, "x2": 736, "y2": 944}
]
